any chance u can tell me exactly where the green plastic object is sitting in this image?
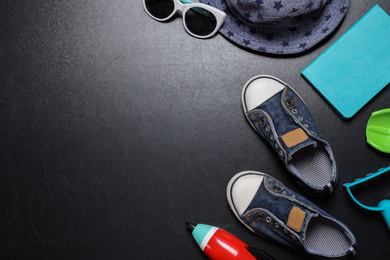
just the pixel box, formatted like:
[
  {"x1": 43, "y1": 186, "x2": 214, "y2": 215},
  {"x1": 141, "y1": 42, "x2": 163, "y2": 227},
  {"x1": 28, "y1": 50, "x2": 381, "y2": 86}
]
[{"x1": 366, "y1": 108, "x2": 390, "y2": 153}]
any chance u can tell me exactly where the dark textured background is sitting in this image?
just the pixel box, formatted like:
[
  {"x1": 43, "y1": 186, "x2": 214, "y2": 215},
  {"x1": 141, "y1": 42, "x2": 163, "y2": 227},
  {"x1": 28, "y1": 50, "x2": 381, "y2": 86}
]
[{"x1": 1, "y1": 0, "x2": 389, "y2": 259}]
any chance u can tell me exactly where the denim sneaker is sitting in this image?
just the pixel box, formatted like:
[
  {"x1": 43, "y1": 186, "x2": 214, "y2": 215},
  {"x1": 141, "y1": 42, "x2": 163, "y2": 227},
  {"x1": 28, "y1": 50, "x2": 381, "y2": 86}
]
[
  {"x1": 242, "y1": 75, "x2": 337, "y2": 196},
  {"x1": 227, "y1": 171, "x2": 357, "y2": 259}
]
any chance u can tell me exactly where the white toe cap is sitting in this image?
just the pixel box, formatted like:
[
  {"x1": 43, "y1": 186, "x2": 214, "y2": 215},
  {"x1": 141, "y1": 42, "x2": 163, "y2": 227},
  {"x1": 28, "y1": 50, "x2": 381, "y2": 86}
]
[
  {"x1": 242, "y1": 76, "x2": 285, "y2": 112},
  {"x1": 229, "y1": 172, "x2": 265, "y2": 216}
]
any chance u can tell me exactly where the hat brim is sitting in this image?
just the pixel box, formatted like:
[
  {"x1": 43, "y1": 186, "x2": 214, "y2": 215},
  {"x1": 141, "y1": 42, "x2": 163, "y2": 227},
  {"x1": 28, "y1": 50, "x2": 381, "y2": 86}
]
[{"x1": 201, "y1": 0, "x2": 350, "y2": 54}]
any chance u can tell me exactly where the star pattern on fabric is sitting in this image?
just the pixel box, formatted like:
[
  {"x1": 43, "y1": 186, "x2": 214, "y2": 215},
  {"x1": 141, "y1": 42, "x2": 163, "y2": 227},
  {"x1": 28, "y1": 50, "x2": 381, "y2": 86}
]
[
  {"x1": 281, "y1": 41, "x2": 289, "y2": 47},
  {"x1": 304, "y1": 30, "x2": 312, "y2": 37},
  {"x1": 243, "y1": 39, "x2": 251, "y2": 46},
  {"x1": 255, "y1": 0, "x2": 264, "y2": 5},
  {"x1": 213, "y1": 0, "x2": 350, "y2": 54},
  {"x1": 273, "y1": 1, "x2": 284, "y2": 12}
]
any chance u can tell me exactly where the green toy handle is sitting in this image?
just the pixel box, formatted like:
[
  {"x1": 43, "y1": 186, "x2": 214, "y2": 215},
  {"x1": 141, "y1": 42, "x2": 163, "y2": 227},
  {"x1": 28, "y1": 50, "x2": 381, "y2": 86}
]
[
  {"x1": 379, "y1": 200, "x2": 390, "y2": 231},
  {"x1": 367, "y1": 125, "x2": 390, "y2": 135}
]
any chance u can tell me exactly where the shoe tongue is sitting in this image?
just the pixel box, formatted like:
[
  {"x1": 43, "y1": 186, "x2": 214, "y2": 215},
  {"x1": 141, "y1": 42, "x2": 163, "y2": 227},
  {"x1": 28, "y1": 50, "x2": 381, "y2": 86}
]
[{"x1": 280, "y1": 128, "x2": 317, "y2": 160}]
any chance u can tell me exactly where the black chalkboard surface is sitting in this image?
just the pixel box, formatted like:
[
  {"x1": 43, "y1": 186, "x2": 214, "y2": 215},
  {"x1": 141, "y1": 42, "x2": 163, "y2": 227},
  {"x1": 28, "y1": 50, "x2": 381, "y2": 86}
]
[{"x1": 1, "y1": 0, "x2": 390, "y2": 259}]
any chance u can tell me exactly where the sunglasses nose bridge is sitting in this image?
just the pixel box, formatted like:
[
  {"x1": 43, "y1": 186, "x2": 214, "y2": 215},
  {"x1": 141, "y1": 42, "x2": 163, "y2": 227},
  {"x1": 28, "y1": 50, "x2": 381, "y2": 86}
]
[{"x1": 176, "y1": 1, "x2": 186, "y2": 14}]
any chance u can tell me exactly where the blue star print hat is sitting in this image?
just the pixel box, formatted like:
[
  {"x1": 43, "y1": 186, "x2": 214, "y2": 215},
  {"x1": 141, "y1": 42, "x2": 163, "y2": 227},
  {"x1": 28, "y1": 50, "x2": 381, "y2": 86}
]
[{"x1": 200, "y1": 0, "x2": 350, "y2": 54}]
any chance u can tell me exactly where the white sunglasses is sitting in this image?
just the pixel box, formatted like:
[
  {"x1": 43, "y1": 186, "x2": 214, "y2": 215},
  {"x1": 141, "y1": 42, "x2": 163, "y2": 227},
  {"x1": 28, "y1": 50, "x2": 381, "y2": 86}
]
[{"x1": 143, "y1": 0, "x2": 226, "y2": 39}]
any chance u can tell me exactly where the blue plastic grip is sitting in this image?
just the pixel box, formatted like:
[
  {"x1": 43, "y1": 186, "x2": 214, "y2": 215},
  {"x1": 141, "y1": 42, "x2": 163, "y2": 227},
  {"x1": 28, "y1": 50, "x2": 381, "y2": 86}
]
[{"x1": 379, "y1": 200, "x2": 390, "y2": 231}]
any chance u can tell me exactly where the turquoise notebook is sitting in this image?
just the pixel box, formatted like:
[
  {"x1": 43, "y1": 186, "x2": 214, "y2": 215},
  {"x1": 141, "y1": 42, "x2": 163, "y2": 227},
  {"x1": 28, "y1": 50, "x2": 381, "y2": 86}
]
[{"x1": 302, "y1": 5, "x2": 390, "y2": 119}]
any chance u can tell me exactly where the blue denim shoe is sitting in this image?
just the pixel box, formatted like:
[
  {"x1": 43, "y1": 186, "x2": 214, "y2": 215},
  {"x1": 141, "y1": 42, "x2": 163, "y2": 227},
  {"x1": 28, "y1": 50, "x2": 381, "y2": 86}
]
[
  {"x1": 242, "y1": 75, "x2": 337, "y2": 196},
  {"x1": 227, "y1": 171, "x2": 357, "y2": 259}
]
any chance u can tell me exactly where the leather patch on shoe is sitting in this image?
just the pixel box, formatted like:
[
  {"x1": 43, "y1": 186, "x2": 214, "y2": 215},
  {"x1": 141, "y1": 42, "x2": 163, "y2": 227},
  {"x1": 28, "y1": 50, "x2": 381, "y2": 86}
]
[
  {"x1": 281, "y1": 128, "x2": 308, "y2": 148},
  {"x1": 287, "y1": 206, "x2": 306, "y2": 233}
]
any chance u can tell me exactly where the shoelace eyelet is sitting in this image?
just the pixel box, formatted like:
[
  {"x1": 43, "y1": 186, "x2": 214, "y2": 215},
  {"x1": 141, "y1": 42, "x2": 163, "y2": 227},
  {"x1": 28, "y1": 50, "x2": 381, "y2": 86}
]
[
  {"x1": 259, "y1": 117, "x2": 265, "y2": 125},
  {"x1": 256, "y1": 213, "x2": 263, "y2": 221},
  {"x1": 273, "y1": 185, "x2": 281, "y2": 192}
]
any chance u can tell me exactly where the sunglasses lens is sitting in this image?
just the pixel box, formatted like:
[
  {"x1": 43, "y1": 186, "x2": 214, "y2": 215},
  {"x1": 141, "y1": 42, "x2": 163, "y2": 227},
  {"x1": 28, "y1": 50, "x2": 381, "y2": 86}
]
[
  {"x1": 185, "y1": 8, "x2": 217, "y2": 37},
  {"x1": 145, "y1": 0, "x2": 175, "y2": 19}
]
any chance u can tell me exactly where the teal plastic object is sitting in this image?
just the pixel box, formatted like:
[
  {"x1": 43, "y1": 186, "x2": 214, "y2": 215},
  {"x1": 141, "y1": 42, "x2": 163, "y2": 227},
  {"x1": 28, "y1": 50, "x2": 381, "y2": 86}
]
[
  {"x1": 343, "y1": 165, "x2": 390, "y2": 231},
  {"x1": 366, "y1": 108, "x2": 390, "y2": 153}
]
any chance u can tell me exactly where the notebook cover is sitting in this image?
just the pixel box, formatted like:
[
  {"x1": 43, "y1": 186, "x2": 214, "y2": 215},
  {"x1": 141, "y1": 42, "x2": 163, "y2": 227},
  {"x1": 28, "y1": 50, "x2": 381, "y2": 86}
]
[{"x1": 301, "y1": 5, "x2": 390, "y2": 119}]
